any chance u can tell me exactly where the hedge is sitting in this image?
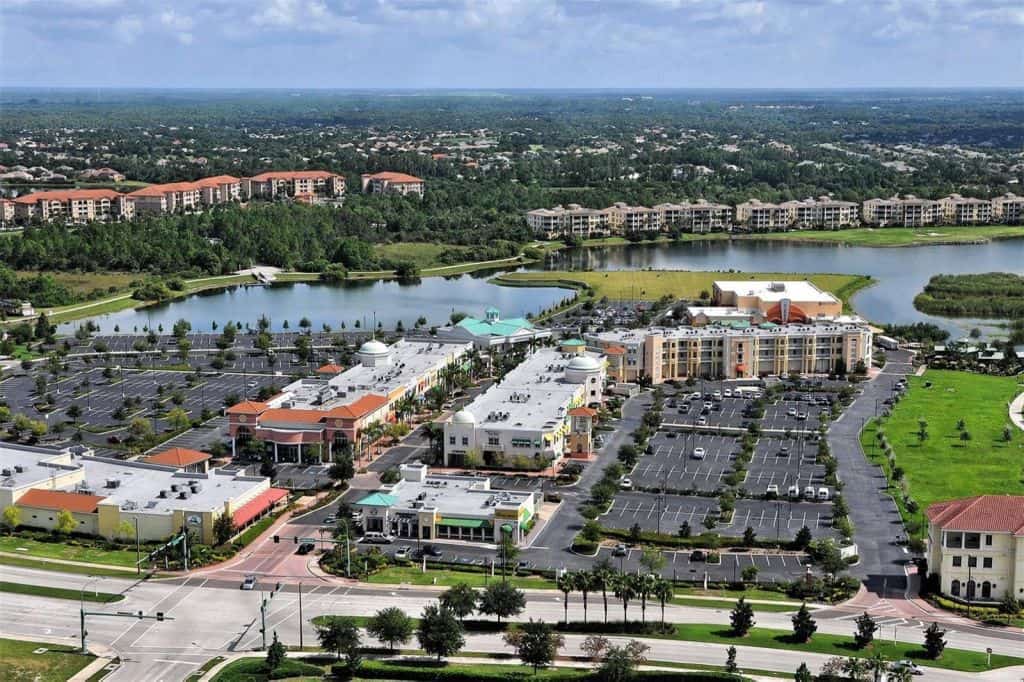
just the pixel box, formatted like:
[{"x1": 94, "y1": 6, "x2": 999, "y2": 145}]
[{"x1": 348, "y1": 660, "x2": 748, "y2": 682}]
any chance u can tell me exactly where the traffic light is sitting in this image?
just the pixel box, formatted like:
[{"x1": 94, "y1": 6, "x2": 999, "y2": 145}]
[
  {"x1": 293, "y1": 536, "x2": 298, "y2": 544},
  {"x1": 156, "y1": 612, "x2": 164, "y2": 621},
  {"x1": 272, "y1": 535, "x2": 279, "y2": 544}
]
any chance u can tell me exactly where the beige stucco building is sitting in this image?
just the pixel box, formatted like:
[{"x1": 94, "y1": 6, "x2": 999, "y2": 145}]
[{"x1": 926, "y1": 495, "x2": 1024, "y2": 604}]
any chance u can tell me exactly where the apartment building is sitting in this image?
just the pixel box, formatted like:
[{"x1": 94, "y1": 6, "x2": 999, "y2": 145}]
[
  {"x1": 926, "y1": 495, "x2": 1024, "y2": 604},
  {"x1": 0, "y1": 443, "x2": 282, "y2": 545},
  {"x1": 129, "y1": 175, "x2": 241, "y2": 215},
  {"x1": 1, "y1": 199, "x2": 15, "y2": 228},
  {"x1": 781, "y1": 197, "x2": 859, "y2": 230},
  {"x1": 734, "y1": 199, "x2": 789, "y2": 231},
  {"x1": 525, "y1": 204, "x2": 610, "y2": 239},
  {"x1": 861, "y1": 195, "x2": 942, "y2": 227},
  {"x1": 655, "y1": 200, "x2": 733, "y2": 233},
  {"x1": 227, "y1": 339, "x2": 472, "y2": 463},
  {"x1": 353, "y1": 462, "x2": 536, "y2": 546},
  {"x1": 11, "y1": 189, "x2": 134, "y2": 224},
  {"x1": 588, "y1": 321, "x2": 872, "y2": 383},
  {"x1": 605, "y1": 202, "x2": 662, "y2": 234},
  {"x1": 443, "y1": 343, "x2": 605, "y2": 468},
  {"x1": 361, "y1": 172, "x2": 425, "y2": 197},
  {"x1": 991, "y1": 193, "x2": 1024, "y2": 224},
  {"x1": 243, "y1": 170, "x2": 346, "y2": 202},
  {"x1": 939, "y1": 194, "x2": 994, "y2": 225}
]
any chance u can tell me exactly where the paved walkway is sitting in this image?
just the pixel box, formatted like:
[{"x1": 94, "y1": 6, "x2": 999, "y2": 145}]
[{"x1": 1009, "y1": 390, "x2": 1024, "y2": 433}]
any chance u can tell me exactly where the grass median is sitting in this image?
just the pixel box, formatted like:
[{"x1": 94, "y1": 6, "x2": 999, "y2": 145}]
[
  {"x1": 0, "y1": 580, "x2": 124, "y2": 603},
  {"x1": 0, "y1": 637, "x2": 95, "y2": 682}
]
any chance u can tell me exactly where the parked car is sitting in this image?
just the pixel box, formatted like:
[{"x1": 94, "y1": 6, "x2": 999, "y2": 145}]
[
  {"x1": 240, "y1": 575, "x2": 257, "y2": 590},
  {"x1": 796, "y1": 412, "x2": 808, "y2": 421},
  {"x1": 322, "y1": 515, "x2": 337, "y2": 525},
  {"x1": 787, "y1": 407, "x2": 798, "y2": 417},
  {"x1": 803, "y1": 485, "x2": 817, "y2": 500},
  {"x1": 690, "y1": 550, "x2": 706, "y2": 562},
  {"x1": 360, "y1": 532, "x2": 394, "y2": 544},
  {"x1": 787, "y1": 485, "x2": 800, "y2": 498},
  {"x1": 393, "y1": 547, "x2": 411, "y2": 560},
  {"x1": 696, "y1": 417, "x2": 708, "y2": 426},
  {"x1": 766, "y1": 484, "x2": 779, "y2": 497},
  {"x1": 692, "y1": 447, "x2": 706, "y2": 459},
  {"x1": 667, "y1": 431, "x2": 678, "y2": 438},
  {"x1": 619, "y1": 477, "x2": 633, "y2": 490},
  {"x1": 817, "y1": 487, "x2": 831, "y2": 501},
  {"x1": 612, "y1": 543, "x2": 628, "y2": 557},
  {"x1": 889, "y1": 660, "x2": 923, "y2": 675},
  {"x1": 723, "y1": 389, "x2": 733, "y2": 398}
]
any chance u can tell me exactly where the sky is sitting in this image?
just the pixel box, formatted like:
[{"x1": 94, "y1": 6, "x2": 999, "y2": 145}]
[{"x1": 1, "y1": 0, "x2": 1023, "y2": 89}]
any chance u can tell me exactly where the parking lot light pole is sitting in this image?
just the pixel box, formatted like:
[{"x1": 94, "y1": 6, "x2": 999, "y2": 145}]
[{"x1": 297, "y1": 581, "x2": 304, "y2": 650}]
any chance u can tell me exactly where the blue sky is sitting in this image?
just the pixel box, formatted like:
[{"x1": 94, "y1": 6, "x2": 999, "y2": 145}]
[{"x1": 2, "y1": 0, "x2": 1022, "y2": 89}]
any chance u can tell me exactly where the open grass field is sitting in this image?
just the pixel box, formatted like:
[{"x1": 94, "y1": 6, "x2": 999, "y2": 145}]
[
  {"x1": 15, "y1": 270, "x2": 139, "y2": 295},
  {"x1": 493, "y1": 270, "x2": 872, "y2": 311},
  {"x1": 0, "y1": 535, "x2": 145, "y2": 568},
  {"x1": 0, "y1": 637, "x2": 95, "y2": 682},
  {"x1": 375, "y1": 241, "x2": 465, "y2": 268},
  {"x1": 737, "y1": 225, "x2": 1024, "y2": 247},
  {"x1": 862, "y1": 370, "x2": 1024, "y2": 515}
]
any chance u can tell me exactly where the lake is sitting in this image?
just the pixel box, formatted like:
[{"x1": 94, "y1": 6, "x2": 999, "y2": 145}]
[{"x1": 61, "y1": 238, "x2": 1024, "y2": 336}]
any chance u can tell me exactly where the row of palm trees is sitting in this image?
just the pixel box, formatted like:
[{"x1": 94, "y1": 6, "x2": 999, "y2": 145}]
[{"x1": 555, "y1": 560, "x2": 675, "y2": 628}]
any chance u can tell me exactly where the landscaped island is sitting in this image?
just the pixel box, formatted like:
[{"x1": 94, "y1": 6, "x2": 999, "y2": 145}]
[{"x1": 914, "y1": 272, "x2": 1024, "y2": 319}]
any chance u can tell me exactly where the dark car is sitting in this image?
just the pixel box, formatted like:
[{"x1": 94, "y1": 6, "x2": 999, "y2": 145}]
[
  {"x1": 413, "y1": 544, "x2": 444, "y2": 560},
  {"x1": 296, "y1": 542, "x2": 315, "y2": 555},
  {"x1": 689, "y1": 550, "x2": 706, "y2": 562}
]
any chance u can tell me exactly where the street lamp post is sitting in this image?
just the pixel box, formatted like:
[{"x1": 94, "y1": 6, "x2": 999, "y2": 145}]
[
  {"x1": 297, "y1": 582, "x2": 304, "y2": 650},
  {"x1": 80, "y1": 576, "x2": 103, "y2": 653}
]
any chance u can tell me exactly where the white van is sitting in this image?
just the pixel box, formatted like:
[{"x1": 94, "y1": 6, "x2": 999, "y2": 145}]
[
  {"x1": 803, "y1": 485, "x2": 817, "y2": 500},
  {"x1": 787, "y1": 485, "x2": 800, "y2": 498},
  {"x1": 817, "y1": 487, "x2": 831, "y2": 502},
  {"x1": 361, "y1": 532, "x2": 394, "y2": 544}
]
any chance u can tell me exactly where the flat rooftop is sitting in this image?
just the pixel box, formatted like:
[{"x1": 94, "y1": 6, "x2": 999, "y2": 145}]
[
  {"x1": 384, "y1": 474, "x2": 532, "y2": 518},
  {"x1": 590, "y1": 321, "x2": 869, "y2": 345},
  {"x1": 0, "y1": 444, "x2": 81, "y2": 490},
  {"x1": 714, "y1": 280, "x2": 838, "y2": 304}
]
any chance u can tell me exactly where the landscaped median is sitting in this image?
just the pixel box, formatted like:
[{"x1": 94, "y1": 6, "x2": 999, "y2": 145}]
[{"x1": 0, "y1": 580, "x2": 124, "y2": 603}]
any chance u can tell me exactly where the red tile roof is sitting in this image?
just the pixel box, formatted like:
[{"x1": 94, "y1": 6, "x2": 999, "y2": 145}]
[
  {"x1": 128, "y1": 175, "x2": 239, "y2": 198},
  {"x1": 363, "y1": 171, "x2": 423, "y2": 184},
  {"x1": 569, "y1": 407, "x2": 597, "y2": 417},
  {"x1": 13, "y1": 189, "x2": 123, "y2": 204},
  {"x1": 226, "y1": 401, "x2": 268, "y2": 416},
  {"x1": 603, "y1": 345, "x2": 627, "y2": 356},
  {"x1": 143, "y1": 447, "x2": 211, "y2": 468},
  {"x1": 326, "y1": 394, "x2": 389, "y2": 420},
  {"x1": 247, "y1": 170, "x2": 341, "y2": 182},
  {"x1": 18, "y1": 489, "x2": 105, "y2": 513},
  {"x1": 927, "y1": 495, "x2": 1024, "y2": 536},
  {"x1": 316, "y1": 363, "x2": 344, "y2": 374},
  {"x1": 232, "y1": 488, "x2": 289, "y2": 528},
  {"x1": 259, "y1": 408, "x2": 326, "y2": 425}
]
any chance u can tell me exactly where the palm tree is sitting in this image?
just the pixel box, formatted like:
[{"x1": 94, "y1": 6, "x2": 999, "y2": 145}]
[
  {"x1": 556, "y1": 571, "x2": 574, "y2": 625},
  {"x1": 592, "y1": 559, "x2": 614, "y2": 624},
  {"x1": 573, "y1": 570, "x2": 595, "y2": 624},
  {"x1": 612, "y1": 573, "x2": 637, "y2": 626},
  {"x1": 652, "y1": 578, "x2": 674, "y2": 627},
  {"x1": 637, "y1": 574, "x2": 655, "y2": 625}
]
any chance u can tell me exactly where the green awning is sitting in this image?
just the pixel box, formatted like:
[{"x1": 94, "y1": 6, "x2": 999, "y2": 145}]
[
  {"x1": 520, "y1": 508, "x2": 533, "y2": 524},
  {"x1": 438, "y1": 517, "x2": 491, "y2": 529}
]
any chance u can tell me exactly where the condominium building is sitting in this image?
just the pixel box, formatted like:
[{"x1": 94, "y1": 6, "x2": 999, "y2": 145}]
[
  {"x1": 361, "y1": 172, "x2": 425, "y2": 197},
  {"x1": 443, "y1": 343, "x2": 605, "y2": 468},
  {"x1": 654, "y1": 200, "x2": 733, "y2": 233},
  {"x1": 11, "y1": 189, "x2": 134, "y2": 224},
  {"x1": 926, "y1": 495, "x2": 1024, "y2": 604},
  {"x1": 129, "y1": 175, "x2": 241, "y2": 215},
  {"x1": 861, "y1": 195, "x2": 942, "y2": 227},
  {"x1": 227, "y1": 339, "x2": 472, "y2": 463},
  {"x1": 353, "y1": 462, "x2": 536, "y2": 545},
  {"x1": 780, "y1": 197, "x2": 859, "y2": 229},
  {"x1": 991, "y1": 193, "x2": 1024, "y2": 224},
  {"x1": 0, "y1": 443, "x2": 282, "y2": 545},
  {"x1": 1, "y1": 199, "x2": 15, "y2": 228},
  {"x1": 734, "y1": 199, "x2": 789, "y2": 231},
  {"x1": 605, "y1": 202, "x2": 662, "y2": 234},
  {"x1": 588, "y1": 320, "x2": 872, "y2": 383},
  {"x1": 243, "y1": 170, "x2": 346, "y2": 202},
  {"x1": 525, "y1": 204, "x2": 610, "y2": 239},
  {"x1": 939, "y1": 194, "x2": 993, "y2": 225}
]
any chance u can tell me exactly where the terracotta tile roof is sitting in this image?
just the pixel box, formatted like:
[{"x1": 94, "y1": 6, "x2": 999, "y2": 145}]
[
  {"x1": 926, "y1": 495, "x2": 1024, "y2": 536},
  {"x1": 226, "y1": 400, "x2": 268, "y2": 416},
  {"x1": 363, "y1": 171, "x2": 423, "y2": 184},
  {"x1": 127, "y1": 175, "x2": 238, "y2": 198},
  {"x1": 232, "y1": 487, "x2": 289, "y2": 527},
  {"x1": 194, "y1": 175, "x2": 240, "y2": 187},
  {"x1": 326, "y1": 394, "x2": 389, "y2": 420},
  {"x1": 259, "y1": 408, "x2": 326, "y2": 425},
  {"x1": 18, "y1": 488, "x2": 105, "y2": 513},
  {"x1": 143, "y1": 447, "x2": 211, "y2": 468},
  {"x1": 603, "y1": 345, "x2": 627, "y2": 355},
  {"x1": 316, "y1": 363, "x2": 344, "y2": 374},
  {"x1": 247, "y1": 170, "x2": 341, "y2": 182},
  {"x1": 569, "y1": 406, "x2": 598, "y2": 417},
  {"x1": 13, "y1": 189, "x2": 123, "y2": 204}
]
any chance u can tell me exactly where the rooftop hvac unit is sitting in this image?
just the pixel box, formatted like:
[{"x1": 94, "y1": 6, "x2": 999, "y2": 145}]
[
  {"x1": 0, "y1": 469, "x2": 11, "y2": 477},
  {"x1": 170, "y1": 484, "x2": 180, "y2": 492},
  {"x1": 14, "y1": 465, "x2": 24, "y2": 473},
  {"x1": 189, "y1": 483, "x2": 202, "y2": 493},
  {"x1": 105, "y1": 479, "x2": 121, "y2": 489},
  {"x1": 158, "y1": 490, "x2": 168, "y2": 498},
  {"x1": 178, "y1": 490, "x2": 191, "y2": 500}
]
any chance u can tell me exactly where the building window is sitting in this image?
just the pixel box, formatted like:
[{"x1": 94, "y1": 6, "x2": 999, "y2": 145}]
[
  {"x1": 950, "y1": 579, "x2": 960, "y2": 596},
  {"x1": 448, "y1": 436, "x2": 455, "y2": 445},
  {"x1": 461, "y1": 437, "x2": 469, "y2": 446},
  {"x1": 968, "y1": 556, "x2": 978, "y2": 568},
  {"x1": 983, "y1": 557, "x2": 993, "y2": 569},
  {"x1": 952, "y1": 556, "x2": 962, "y2": 567},
  {"x1": 982, "y1": 582, "x2": 992, "y2": 599},
  {"x1": 984, "y1": 534, "x2": 993, "y2": 546}
]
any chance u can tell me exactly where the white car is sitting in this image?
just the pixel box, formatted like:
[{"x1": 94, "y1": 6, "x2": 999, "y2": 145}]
[
  {"x1": 723, "y1": 389, "x2": 733, "y2": 398},
  {"x1": 712, "y1": 391, "x2": 722, "y2": 401},
  {"x1": 787, "y1": 407, "x2": 798, "y2": 417},
  {"x1": 787, "y1": 485, "x2": 800, "y2": 498},
  {"x1": 692, "y1": 447, "x2": 706, "y2": 459},
  {"x1": 803, "y1": 485, "x2": 817, "y2": 500},
  {"x1": 619, "y1": 477, "x2": 633, "y2": 490},
  {"x1": 889, "y1": 660, "x2": 923, "y2": 676},
  {"x1": 240, "y1": 575, "x2": 257, "y2": 591},
  {"x1": 817, "y1": 487, "x2": 831, "y2": 501},
  {"x1": 766, "y1": 484, "x2": 779, "y2": 496},
  {"x1": 696, "y1": 416, "x2": 707, "y2": 426},
  {"x1": 690, "y1": 392, "x2": 702, "y2": 400}
]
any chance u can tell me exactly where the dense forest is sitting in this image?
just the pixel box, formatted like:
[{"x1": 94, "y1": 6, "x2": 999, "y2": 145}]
[{"x1": 914, "y1": 273, "x2": 1024, "y2": 319}]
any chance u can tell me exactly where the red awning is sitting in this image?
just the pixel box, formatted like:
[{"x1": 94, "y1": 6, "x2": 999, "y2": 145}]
[
  {"x1": 232, "y1": 488, "x2": 289, "y2": 527},
  {"x1": 736, "y1": 364, "x2": 747, "y2": 372}
]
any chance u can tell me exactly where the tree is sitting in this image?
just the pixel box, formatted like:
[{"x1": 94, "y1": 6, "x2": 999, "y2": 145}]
[
  {"x1": 677, "y1": 521, "x2": 691, "y2": 538},
  {"x1": 417, "y1": 603, "x2": 465, "y2": 662},
  {"x1": 593, "y1": 559, "x2": 614, "y2": 624},
  {"x1": 741, "y1": 565, "x2": 759, "y2": 585},
  {"x1": 213, "y1": 513, "x2": 235, "y2": 545},
  {"x1": 328, "y1": 458, "x2": 355, "y2": 483},
  {"x1": 266, "y1": 630, "x2": 286, "y2": 671},
  {"x1": 2, "y1": 505, "x2": 21, "y2": 534},
  {"x1": 166, "y1": 407, "x2": 191, "y2": 431},
  {"x1": 730, "y1": 597, "x2": 755, "y2": 637},
  {"x1": 793, "y1": 525, "x2": 813, "y2": 550},
  {"x1": 652, "y1": 578, "x2": 674, "y2": 627},
  {"x1": 439, "y1": 583, "x2": 478, "y2": 623},
  {"x1": 129, "y1": 417, "x2": 153, "y2": 440},
  {"x1": 504, "y1": 619, "x2": 564, "y2": 674},
  {"x1": 794, "y1": 662, "x2": 812, "y2": 682},
  {"x1": 639, "y1": 547, "x2": 666, "y2": 574},
  {"x1": 612, "y1": 573, "x2": 637, "y2": 624},
  {"x1": 115, "y1": 520, "x2": 135, "y2": 543},
  {"x1": 597, "y1": 640, "x2": 649, "y2": 682},
  {"x1": 66, "y1": 404, "x2": 82, "y2": 423},
  {"x1": 478, "y1": 581, "x2": 526, "y2": 624},
  {"x1": 367, "y1": 606, "x2": 414, "y2": 652},
  {"x1": 55, "y1": 509, "x2": 76, "y2": 535},
  {"x1": 573, "y1": 570, "x2": 596, "y2": 624},
  {"x1": 580, "y1": 634, "x2": 610, "y2": 662},
  {"x1": 1000, "y1": 593, "x2": 1022, "y2": 623},
  {"x1": 316, "y1": 616, "x2": 361, "y2": 667},
  {"x1": 923, "y1": 621, "x2": 946, "y2": 659},
  {"x1": 725, "y1": 645, "x2": 738, "y2": 674},
  {"x1": 791, "y1": 603, "x2": 817, "y2": 643},
  {"x1": 556, "y1": 572, "x2": 575, "y2": 624},
  {"x1": 743, "y1": 526, "x2": 757, "y2": 547},
  {"x1": 854, "y1": 612, "x2": 878, "y2": 649}
]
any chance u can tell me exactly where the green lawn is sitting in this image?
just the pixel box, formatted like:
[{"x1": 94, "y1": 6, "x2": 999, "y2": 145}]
[
  {"x1": 493, "y1": 270, "x2": 872, "y2": 312},
  {"x1": 0, "y1": 535, "x2": 145, "y2": 568},
  {"x1": 0, "y1": 553, "x2": 141, "y2": 577},
  {"x1": 376, "y1": 242, "x2": 464, "y2": 268},
  {"x1": 15, "y1": 270, "x2": 138, "y2": 296},
  {"x1": 0, "y1": 580, "x2": 124, "y2": 603},
  {"x1": 365, "y1": 566, "x2": 557, "y2": 590},
  {"x1": 736, "y1": 225, "x2": 1024, "y2": 247},
  {"x1": 670, "y1": 596, "x2": 796, "y2": 613},
  {"x1": 0, "y1": 637, "x2": 95, "y2": 682},
  {"x1": 863, "y1": 370, "x2": 1024, "y2": 515}
]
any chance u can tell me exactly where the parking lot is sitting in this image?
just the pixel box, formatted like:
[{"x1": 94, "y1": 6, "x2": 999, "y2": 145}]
[
  {"x1": 631, "y1": 433, "x2": 736, "y2": 492},
  {"x1": 742, "y1": 436, "x2": 826, "y2": 496}
]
